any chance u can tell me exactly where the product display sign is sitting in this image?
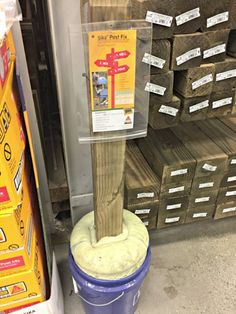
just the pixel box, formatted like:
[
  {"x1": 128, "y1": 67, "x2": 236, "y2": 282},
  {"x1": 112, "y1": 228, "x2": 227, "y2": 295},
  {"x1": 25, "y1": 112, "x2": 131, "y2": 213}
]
[{"x1": 88, "y1": 29, "x2": 137, "y2": 133}]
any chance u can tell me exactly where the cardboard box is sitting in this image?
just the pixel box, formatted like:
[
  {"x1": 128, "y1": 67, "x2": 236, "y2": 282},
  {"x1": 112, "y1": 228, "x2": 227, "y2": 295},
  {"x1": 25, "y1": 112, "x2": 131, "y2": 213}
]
[
  {"x1": 0, "y1": 230, "x2": 46, "y2": 312},
  {"x1": 0, "y1": 62, "x2": 25, "y2": 211}
]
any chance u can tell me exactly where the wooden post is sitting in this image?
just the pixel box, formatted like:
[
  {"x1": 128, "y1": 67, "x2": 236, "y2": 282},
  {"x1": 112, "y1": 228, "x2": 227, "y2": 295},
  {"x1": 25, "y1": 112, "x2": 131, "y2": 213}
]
[{"x1": 87, "y1": 0, "x2": 130, "y2": 240}]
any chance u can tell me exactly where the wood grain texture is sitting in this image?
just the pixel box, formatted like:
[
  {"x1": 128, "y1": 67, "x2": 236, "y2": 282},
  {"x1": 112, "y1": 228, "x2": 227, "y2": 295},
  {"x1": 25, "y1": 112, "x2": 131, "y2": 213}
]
[
  {"x1": 217, "y1": 185, "x2": 236, "y2": 204},
  {"x1": 213, "y1": 58, "x2": 236, "y2": 92},
  {"x1": 172, "y1": 123, "x2": 228, "y2": 178},
  {"x1": 131, "y1": 0, "x2": 175, "y2": 39},
  {"x1": 174, "y1": 64, "x2": 215, "y2": 98},
  {"x1": 189, "y1": 189, "x2": 218, "y2": 208},
  {"x1": 207, "y1": 91, "x2": 235, "y2": 118},
  {"x1": 227, "y1": 30, "x2": 236, "y2": 58},
  {"x1": 191, "y1": 175, "x2": 222, "y2": 193},
  {"x1": 200, "y1": 0, "x2": 231, "y2": 32},
  {"x1": 148, "y1": 95, "x2": 181, "y2": 130},
  {"x1": 214, "y1": 201, "x2": 236, "y2": 219},
  {"x1": 179, "y1": 95, "x2": 210, "y2": 122},
  {"x1": 230, "y1": 0, "x2": 236, "y2": 29},
  {"x1": 196, "y1": 119, "x2": 236, "y2": 169},
  {"x1": 221, "y1": 171, "x2": 236, "y2": 187},
  {"x1": 147, "y1": 71, "x2": 174, "y2": 103},
  {"x1": 171, "y1": 32, "x2": 205, "y2": 71},
  {"x1": 125, "y1": 141, "x2": 160, "y2": 205},
  {"x1": 157, "y1": 210, "x2": 187, "y2": 229},
  {"x1": 174, "y1": 0, "x2": 202, "y2": 34},
  {"x1": 137, "y1": 127, "x2": 196, "y2": 184},
  {"x1": 160, "y1": 180, "x2": 192, "y2": 199},
  {"x1": 159, "y1": 196, "x2": 189, "y2": 213},
  {"x1": 202, "y1": 30, "x2": 230, "y2": 64},
  {"x1": 185, "y1": 205, "x2": 215, "y2": 223}
]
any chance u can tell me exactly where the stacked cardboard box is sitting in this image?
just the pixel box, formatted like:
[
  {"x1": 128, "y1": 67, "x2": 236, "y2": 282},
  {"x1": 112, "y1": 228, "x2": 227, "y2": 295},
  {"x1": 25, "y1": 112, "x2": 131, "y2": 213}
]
[{"x1": 133, "y1": 0, "x2": 236, "y2": 129}]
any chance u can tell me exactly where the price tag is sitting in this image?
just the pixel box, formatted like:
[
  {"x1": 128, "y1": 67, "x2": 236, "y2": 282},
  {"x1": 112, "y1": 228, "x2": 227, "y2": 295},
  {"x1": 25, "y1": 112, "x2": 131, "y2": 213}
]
[
  {"x1": 143, "y1": 221, "x2": 149, "y2": 226},
  {"x1": 142, "y1": 53, "x2": 166, "y2": 69},
  {"x1": 137, "y1": 192, "x2": 154, "y2": 199},
  {"x1": 203, "y1": 44, "x2": 226, "y2": 59},
  {"x1": 146, "y1": 11, "x2": 173, "y2": 27},
  {"x1": 159, "y1": 105, "x2": 179, "y2": 117},
  {"x1": 171, "y1": 168, "x2": 188, "y2": 177},
  {"x1": 207, "y1": 11, "x2": 229, "y2": 28},
  {"x1": 192, "y1": 74, "x2": 213, "y2": 90},
  {"x1": 169, "y1": 186, "x2": 185, "y2": 194},
  {"x1": 202, "y1": 163, "x2": 217, "y2": 172},
  {"x1": 212, "y1": 97, "x2": 232, "y2": 109},
  {"x1": 199, "y1": 182, "x2": 214, "y2": 189},
  {"x1": 226, "y1": 191, "x2": 236, "y2": 196},
  {"x1": 195, "y1": 197, "x2": 210, "y2": 203},
  {"x1": 193, "y1": 212, "x2": 207, "y2": 218},
  {"x1": 145, "y1": 82, "x2": 166, "y2": 96},
  {"x1": 216, "y1": 69, "x2": 236, "y2": 82},
  {"x1": 175, "y1": 7, "x2": 200, "y2": 26},
  {"x1": 165, "y1": 217, "x2": 180, "y2": 223},
  {"x1": 189, "y1": 100, "x2": 209, "y2": 113},
  {"x1": 166, "y1": 203, "x2": 182, "y2": 210},
  {"x1": 227, "y1": 176, "x2": 236, "y2": 183},
  {"x1": 176, "y1": 48, "x2": 201, "y2": 66},
  {"x1": 135, "y1": 209, "x2": 151, "y2": 215},
  {"x1": 231, "y1": 159, "x2": 236, "y2": 165},
  {"x1": 223, "y1": 207, "x2": 236, "y2": 213}
]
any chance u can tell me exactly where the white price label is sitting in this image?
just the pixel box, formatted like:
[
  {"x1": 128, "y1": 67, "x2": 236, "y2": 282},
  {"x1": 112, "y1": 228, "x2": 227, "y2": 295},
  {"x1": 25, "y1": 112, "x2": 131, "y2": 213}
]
[
  {"x1": 193, "y1": 212, "x2": 208, "y2": 218},
  {"x1": 216, "y1": 69, "x2": 236, "y2": 82},
  {"x1": 203, "y1": 44, "x2": 226, "y2": 59},
  {"x1": 223, "y1": 207, "x2": 236, "y2": 213},
  {"x1": 195, "y1": 197, "x2": 210, "y2": 203},
  {"x1": 176, "y1": 7, "x2": 200, "y2": 26},
  {"x1": 212, "y1": 97, "x2": 232, "y2": 109},
  {"x1": 202, "y1": 163, "x2": 217, "y2": 172},
  {"x1": 226, "y1": 191, "x2": 236, "y2": 196},
  {"x1": 135, "y1": 209, "x2": 151, "y2": 215},
  {"x1": 145, "y1": 82, "x2": 166, "y2": 96},
  {"x1": 231, "y1": 159, "x2": 236, "y2": 165},
  {"x1": 199, "y1": 182, "x2": 214, "y2": 189},
  {"x1": 169, "y1": 186, "x2": 185, "y2": 194},
  {"x1": 146, "y1": 11, "x2": 173, "y2": 27},
  {"x1": 137, "y1": 192, "x2": 154, "y2": 199},
  {"x1": 207, "y1": 11, "x2": 229, "y2": 28},
  {"x1": 189, "y1": 100, "x2": 209, "y2": 113},
  {"x1": 166, "y1": 203, "x2": 182, "y2": 210},
  {"x1": 192, "y1": 74, "x2": 213, "y2": 90},
  {"x1": 165, "y1": 217, "x2": 180, "y2": 223},
  {"x1": 171, "y1": 168, "x2": 188, "y2": 177},
  {"x1": 227, "y1": 176, "x2": 236, "y2": 183},
  {"x1": 159, "y1": 105, "x2": 179, "y2": 117},
  {"x1": 143, "y1": 221, "x2": 149, "y2": 226},
  {"x1": 142, "y1": 53, "x2": 166, "y2": 69},
  {"x1": 176, "y1": 47, "x2": 201, "y2": 66}
]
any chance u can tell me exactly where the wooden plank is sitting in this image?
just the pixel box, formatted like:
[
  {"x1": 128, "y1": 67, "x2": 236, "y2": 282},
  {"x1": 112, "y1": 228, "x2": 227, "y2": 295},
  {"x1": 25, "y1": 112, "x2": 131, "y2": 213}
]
[
  {"x1": 179, "y1": 95, "x2": 210, "y2": 122},
  {"x1": 230, "y1": 0, "x2": 236, "y2": 29},
  {"x1": 227, "y1": 30, "x2": 236, "y2": 58},
  {"x1": 151, "y1": 40, "x2": 171, "y2": 74},
  {"x1": 213, "y1": 58, "x2": 236, "y2": 92},
  {"x1": 185, "y1": 205, "x2": 215, "y2": 223},
  {"x1": 196, "y1": 119, "x2": 236, "y2": 169},
  {"x1": 174, "y1": 64, "x2": 215, "y2": 98},
  {"x1": 147, "y1": 71, "x2": 174, "y2": 103},
  {"x1": 171, "y1": 32, "x2": 205, "y2": 71},
  {"x1": 159, "y1": 196, "x2": 189, "y2": 213},
  {"x1": 125, "y1": 141, "x2": 160, "y2": 205},
  {"x1": 200, "y1": 0, "x2": 231, "y2": 32},
  {"x1": 218, "y1": 185, "x2": 236, "y2": 204},
  {"x1": 131, "y1": 0, "x2": 175, "y2": 39},
  {"x1": 148, "y1": 95, "x2": 181, "y2": 130},
  {"x1": 191, "y1": 175, "x2": 222, "y2": 193},
  {"x1": 160, "y1": 180, "x2": 192, "y2": 199},
  {"x1": 172, "y1": 123, "x2": 228, "y2": 178},
  {"x1": 221, "y1": 171, "x2": 236, "y2": 187},
  {"x1": 157, "y1": 210, "x2": 187, "y2": 229},
  {"x1": 214, "y1": 201, "x2": 236, "y2": 219},
  {"x1": 174, "y1": 0, "x2": 202, "y2": 34},
  {"x1": 202, "y1": 30, "x2": 230, "y2": 64},
  {"x1": 137, "y1": 127, "x2": 196, "y2": 184},
  {"x1": 207, "y1": 91, "x2": 235, "y2": 118},
  {"x1": 189, "y1": 190, "x2": 218, "y2": 208}
]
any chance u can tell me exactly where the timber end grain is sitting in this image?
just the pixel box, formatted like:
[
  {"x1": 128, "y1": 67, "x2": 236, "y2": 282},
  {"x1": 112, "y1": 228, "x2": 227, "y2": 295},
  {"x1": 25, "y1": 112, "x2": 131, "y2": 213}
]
[
  {"x1": 148, "y1": 71, "x2": 174, "y2": 103},
  {"x1": 179, "y1": 95, "x2": 210, "y2": 122},
  {"x1": 159, "y1": 195, "x2": 189, "y2": 212},
  {"x1": 214, "y1": 201, "x2": 236, "y2": 219},
  {"x1": 227, "y1": 30, "x2": 236, "y2": 58},
  {"x1": 213, "y1": 58, "x2": 236, "y2": 92},
  {"x1": 185, "y1": 205, "x2": 215, "y2": 223},
  {"x1": 208, "y1": 91, "x2": 235, "y2": 118}
]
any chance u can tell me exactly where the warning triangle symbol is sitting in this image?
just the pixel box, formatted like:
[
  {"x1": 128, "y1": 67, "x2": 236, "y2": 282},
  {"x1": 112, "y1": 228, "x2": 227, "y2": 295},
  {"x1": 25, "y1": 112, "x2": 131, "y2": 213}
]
[{"x1": 11, "y1": 285, "x2": 24, "y2": 294}]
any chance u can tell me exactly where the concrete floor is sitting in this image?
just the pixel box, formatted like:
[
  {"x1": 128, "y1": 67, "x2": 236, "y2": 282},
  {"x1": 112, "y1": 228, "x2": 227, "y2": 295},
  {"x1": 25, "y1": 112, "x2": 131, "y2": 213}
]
[{"x1": 55, "y1": 217, "x2": 236, "y2": 314}]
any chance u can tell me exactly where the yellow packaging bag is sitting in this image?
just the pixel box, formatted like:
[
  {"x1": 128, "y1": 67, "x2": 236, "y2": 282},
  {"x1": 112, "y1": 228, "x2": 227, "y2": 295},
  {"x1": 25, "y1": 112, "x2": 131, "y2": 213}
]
[{"x1": 0, "y1": 62, "x2": 25, "y2": 211}]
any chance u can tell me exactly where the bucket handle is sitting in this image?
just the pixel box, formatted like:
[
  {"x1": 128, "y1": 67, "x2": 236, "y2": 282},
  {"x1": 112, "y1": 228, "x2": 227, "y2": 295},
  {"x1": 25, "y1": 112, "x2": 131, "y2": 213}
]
[{"x1": 78, "y1": 291, "x2": 125, "y2": 307}]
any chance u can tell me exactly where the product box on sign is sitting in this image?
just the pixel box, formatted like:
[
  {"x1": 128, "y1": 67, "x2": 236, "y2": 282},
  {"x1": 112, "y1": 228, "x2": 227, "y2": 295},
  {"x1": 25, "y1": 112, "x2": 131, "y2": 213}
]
[
  {"x1": 0, "y1": 230, "x2": 46, "y2": 313},
  {"x1": 0, "y1": 166, "x2": 36, "y2": 276},
  {"x1": 0, "y1": 62, "x2": 25, "y2": 211}
]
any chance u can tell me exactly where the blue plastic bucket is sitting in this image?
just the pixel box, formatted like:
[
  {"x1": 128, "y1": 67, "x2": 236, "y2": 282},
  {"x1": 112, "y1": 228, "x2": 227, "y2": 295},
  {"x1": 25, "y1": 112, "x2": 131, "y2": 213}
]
[{"x1": 68, "y1": 247, "x2": 151, "y2": 314}]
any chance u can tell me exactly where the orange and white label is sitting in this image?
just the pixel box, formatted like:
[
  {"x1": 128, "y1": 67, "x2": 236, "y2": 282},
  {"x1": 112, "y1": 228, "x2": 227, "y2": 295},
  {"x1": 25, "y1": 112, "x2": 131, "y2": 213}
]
[{"x1": 0, "y1": 282, "x2": 26, "y2": 299}]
